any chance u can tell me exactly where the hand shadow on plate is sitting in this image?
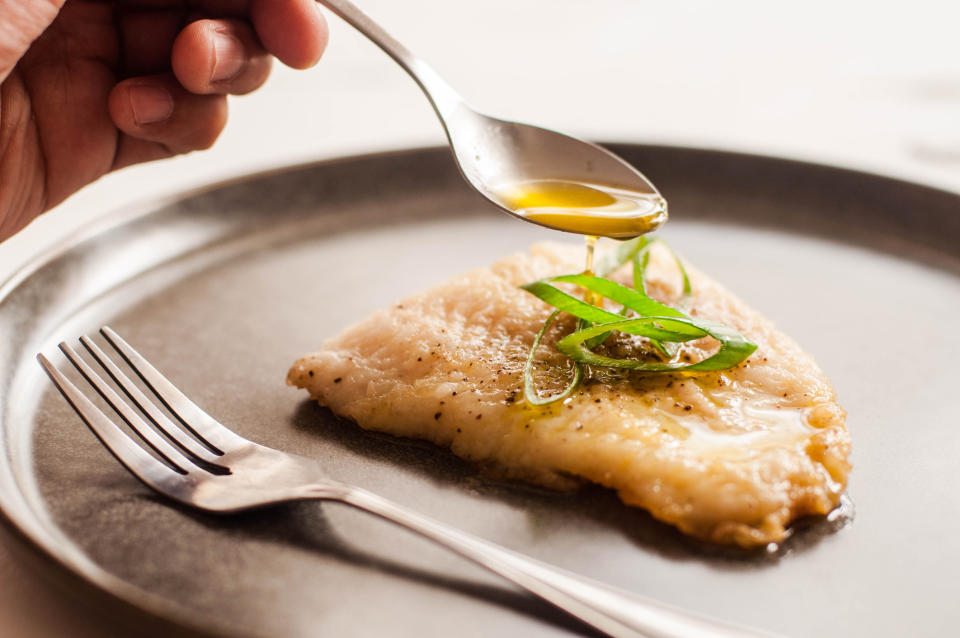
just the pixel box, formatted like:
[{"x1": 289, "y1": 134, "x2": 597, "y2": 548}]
[
  {"x1": 288, "y1": 401, "x2": 853, "y2": 569},
  {"x1": 172, "y1": 498, "x2": 606, "y2": 638}
]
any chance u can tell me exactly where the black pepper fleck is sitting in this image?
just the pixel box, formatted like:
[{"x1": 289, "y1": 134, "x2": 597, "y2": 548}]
[
  {"x1": 308, "y1": 371, "x2": 314, "y2": 377},
  {"x1": 333, "y1": 377, "x2": 342, "y2": 383},
  {"x1": 434, "y1": 412, "x2": 442, "y2": 420}
]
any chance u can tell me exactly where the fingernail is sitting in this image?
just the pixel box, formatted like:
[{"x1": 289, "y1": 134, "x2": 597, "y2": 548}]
[
  {"x1": 129, "y1": 86, "x2": 174, "y2": 125},
  {"x1": 211, "y1": 32, "x2": 245, "y2": 83}
]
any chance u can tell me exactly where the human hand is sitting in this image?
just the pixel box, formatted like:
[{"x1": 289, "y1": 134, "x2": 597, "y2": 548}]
[{"x1": 0, "y1": 0, "x2": 328, "y2": 241}]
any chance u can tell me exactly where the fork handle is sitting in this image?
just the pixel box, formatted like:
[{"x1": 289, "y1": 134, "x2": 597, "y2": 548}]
[{"x1": 334, "y1": 487, "x2": 780, "y2": 638}]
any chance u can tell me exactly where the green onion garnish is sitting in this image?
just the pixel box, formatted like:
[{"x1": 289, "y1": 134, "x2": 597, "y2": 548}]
[
  {"x1": 556, "y1": 316, "x2": 757, "y2": 371},
  {"x1": 523, "y1": 310, "x2": 584, "y2": 406},
  {"x1": 520, "y1": 236, "x2": 757, "y2": 405}
]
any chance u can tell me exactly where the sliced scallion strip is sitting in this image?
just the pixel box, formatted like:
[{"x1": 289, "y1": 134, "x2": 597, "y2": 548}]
[
  {"x1": 631, "y1": 239, "x2": 692, "y2": 356},
  {"x1": 523, "y1": 310, "x2": 584, "y2": 405},
  {"x1": 632, "y1": 248, "x2": 650, "y2": 294},
  {"x1": 520, "y1": 236, "x2": 757, "y2": 406},
  {"x1": 519, "y1": 281, "x2": 626, "y2": 325},
  {"x1": 655, "y1": 240, "x2": 693, "y2": 313},
  {"x1": 547, "y1": 274, "x2": 687, "y2": 320},
  {"x1": 631, "y1": 248, "x2": 674, "y2": 357},
  {"x1": 594, "y1": 235, "x2": 655, "y2": 277},
  {"x1": 557, "y1": 317, "x2": 756, "y2": 371}
]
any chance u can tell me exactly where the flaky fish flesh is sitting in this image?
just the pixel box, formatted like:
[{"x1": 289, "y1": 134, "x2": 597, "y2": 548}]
[{"x1": 287, "y1": 242, "x2": 850, "y2": 547}]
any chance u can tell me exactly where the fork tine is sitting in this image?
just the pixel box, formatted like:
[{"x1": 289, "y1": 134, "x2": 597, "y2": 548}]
[
  {"x1": 57, "y1": 343, "x2": 197, "y2": 474},
  {"x1": 37, "y1": 353, "x2": 188, "y2": 491},
  {"x1": 79, "y1": 336, "x2": 224, "y2": 465},
  {"x1": 100, "y1": 326, "x2": 249, "y2": 453}
]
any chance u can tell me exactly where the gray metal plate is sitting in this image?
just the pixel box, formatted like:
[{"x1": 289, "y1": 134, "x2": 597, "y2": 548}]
[{"x1": 1, "y1": 146, "x2": 958, "y2": 637}]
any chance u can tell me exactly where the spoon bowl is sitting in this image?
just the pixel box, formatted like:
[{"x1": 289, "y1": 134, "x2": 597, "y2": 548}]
[{"x1": 444, "y1": 110, "x2": 668, "y2": 235}]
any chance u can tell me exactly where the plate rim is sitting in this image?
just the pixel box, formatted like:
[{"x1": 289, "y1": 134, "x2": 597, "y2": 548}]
[{"x1": 1, "y1": 142, "x2": 959, "y2": 637}]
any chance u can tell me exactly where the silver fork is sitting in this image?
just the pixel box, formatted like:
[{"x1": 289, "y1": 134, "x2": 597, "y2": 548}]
[{"x1": 38, "y1": 327, "x2": 777, "y2": 638}]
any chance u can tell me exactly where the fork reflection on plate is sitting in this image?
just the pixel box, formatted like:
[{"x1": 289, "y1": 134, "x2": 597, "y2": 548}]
[{"x1": 37, "y1": 327, "x2": 778, "y2": 638}]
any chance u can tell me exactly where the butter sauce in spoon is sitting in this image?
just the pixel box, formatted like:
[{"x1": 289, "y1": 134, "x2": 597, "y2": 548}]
[{"x1": 317, "y1": 0, "x2": 669, "y2": 244}]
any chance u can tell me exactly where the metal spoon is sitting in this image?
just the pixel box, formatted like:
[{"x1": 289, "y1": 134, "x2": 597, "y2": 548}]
[{"x1": 317, "y1": 0, "x2": 667, "y2": 237}]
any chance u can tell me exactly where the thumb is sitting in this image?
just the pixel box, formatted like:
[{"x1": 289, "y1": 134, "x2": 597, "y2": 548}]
[{"x1": 0, "y1": 0, "x2": 65, "y2": 83}]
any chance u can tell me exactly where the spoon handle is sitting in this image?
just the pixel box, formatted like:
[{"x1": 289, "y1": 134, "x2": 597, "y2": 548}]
[
  {"x1": 336, "y1": 486, "x2": 781, "y2": 638},
  {"x1": 316, "y1": 0, "x2": 463, "y2": 116}
]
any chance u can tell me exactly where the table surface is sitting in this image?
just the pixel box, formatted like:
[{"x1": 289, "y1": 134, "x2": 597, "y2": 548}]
[{"x1": 2, "y1": 1, "x2": 959, "y2": 635}]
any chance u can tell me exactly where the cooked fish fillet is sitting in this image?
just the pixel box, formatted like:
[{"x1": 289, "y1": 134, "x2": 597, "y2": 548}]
[{"x1": 287, "y1": 242, "x2": 850, "y2": 547}]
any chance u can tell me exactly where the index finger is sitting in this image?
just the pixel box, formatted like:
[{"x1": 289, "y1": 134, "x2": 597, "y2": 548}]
[
  {"x1": 116, "y1": 0, "x2": 329, "y2": 69},
  {"x1": 249, "y1": 0, "x2": 328, "y2": 69}
]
